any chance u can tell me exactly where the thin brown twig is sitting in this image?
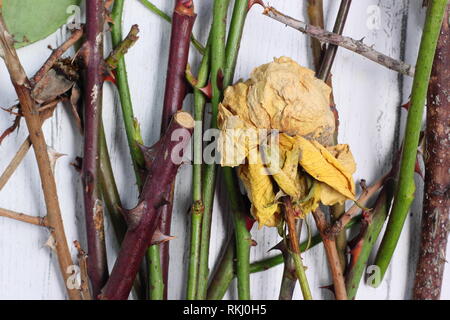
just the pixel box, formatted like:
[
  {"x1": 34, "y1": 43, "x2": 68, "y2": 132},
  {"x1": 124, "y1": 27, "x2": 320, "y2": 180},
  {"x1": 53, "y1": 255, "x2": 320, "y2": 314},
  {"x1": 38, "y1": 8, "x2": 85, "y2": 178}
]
[
  {"x1": 317, "y1": 0, "x2": 352, "y2": 81},
  {"x1": 0, "y1": 138, "x2": 31, "y2": 191},
  {"x1": 326, "y1": 174, "x2": 387, "y2": 236},
  {"x1": 306, "y1": 0, "x2": 325, "y2": 70},
  {"x1": 31, "y1": 28, "x2": 84, "y2": 85},
  {"x1": 312, "y1": 208, "x2": 347, "y2": 300},
  {"x1": 0, "y1": 207, "x2": 48, "y2": 227},
  {"x1": 0, "y1": 100, "x2": 60, "y2": 191},
  {"x1": 0, "y1": 10, "x2": 81, "y2": 300},
  {"x1": 263, "y1": 5, "x2": 415, "y2": 77},
  {"x1": 74, "y1": 241, "x2": 92, "y2": 300}
]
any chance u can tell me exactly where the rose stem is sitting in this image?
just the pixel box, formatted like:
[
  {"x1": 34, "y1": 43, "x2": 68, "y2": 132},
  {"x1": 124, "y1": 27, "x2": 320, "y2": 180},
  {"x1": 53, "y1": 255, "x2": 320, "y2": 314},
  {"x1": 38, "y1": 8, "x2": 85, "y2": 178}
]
[
  {"x1": 373, "y1": 0, "x2": 448, "y2": 284},
  {"x1": 413, "y1": 3, "x2": 450, "y2": 300}
]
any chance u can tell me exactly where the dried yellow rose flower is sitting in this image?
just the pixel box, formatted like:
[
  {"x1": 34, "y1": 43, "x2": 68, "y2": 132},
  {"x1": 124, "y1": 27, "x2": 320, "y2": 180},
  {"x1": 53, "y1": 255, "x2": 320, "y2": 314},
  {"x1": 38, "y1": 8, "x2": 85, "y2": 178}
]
[{"x1": 218, "y1": 57, "x2": 356, "y2": 227}]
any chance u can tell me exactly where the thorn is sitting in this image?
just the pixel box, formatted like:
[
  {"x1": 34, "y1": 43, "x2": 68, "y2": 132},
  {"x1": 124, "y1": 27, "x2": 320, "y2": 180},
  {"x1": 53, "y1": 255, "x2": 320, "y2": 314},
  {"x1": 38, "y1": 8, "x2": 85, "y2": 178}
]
[
  {"x1": 199, "y1": 82, "x2": 212, "y2": 99},
  {"x1": 359, "y1": 179, "x2": 368, "y2": 194},
  {"x1": 250, "y1": 239, "x2": 258, "y2": 246},
  {"x1": 105, "y1": 14, "x2": 114, "y2": 25},
  {"x1": 248, "y1": 0, "x2": 265, "y2": 10},
  {"x1": 245, "y1": 215, "x2": 255, "y2": 231},
  {"x1": 70, "y1": 156, "x2": 83, "y2": 173},
  {"x1": 151, "y1": 229, "x2": 175, "y2": 246},
  {"x1": 105, "y1": 0, "x2": 114, "y2": 10},
  {"x1": 44, "y1": 234, "x2": 57, "y2": 251},
  {"x1": 104, "y1": 69, "x2": 116, "y2": 85},
  {"x1": 217, "y1": 69, "x2": 224, "y2": 91},
  {"x1": 415, "y1": 156, "x2": 424, "y2": 179},
  {"x1": 269, "y1": 240, "x2": 286, "y2": 253},
  {"x1": 47, "y1": 146, "x2": 66, "y2": 174},
  {"x1": 401, "y1": 101, "x2": 410, "y2": 111},
  {"x1": 73, "y1": 240, "x2": 86, "y2": 256},
  {"x1": 0, "y1": 113, "x2": 21, "y2": 145},
  {"x1": 320, "y1": 284, "x2": 335, "y2": 296}
]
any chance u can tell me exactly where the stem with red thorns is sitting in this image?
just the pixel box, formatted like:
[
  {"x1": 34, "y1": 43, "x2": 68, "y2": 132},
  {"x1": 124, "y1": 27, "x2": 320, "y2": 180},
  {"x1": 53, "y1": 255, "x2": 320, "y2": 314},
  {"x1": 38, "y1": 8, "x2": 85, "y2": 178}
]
[
  {"x1": 100, "y1": 112, "x2": 194, "y2": 300},
  {"x1": 374, "y1": 0, "x2": 448, "y2": 284},
  {"x1": 156, "y1": 0, "x2": 197, "y2": 299}
]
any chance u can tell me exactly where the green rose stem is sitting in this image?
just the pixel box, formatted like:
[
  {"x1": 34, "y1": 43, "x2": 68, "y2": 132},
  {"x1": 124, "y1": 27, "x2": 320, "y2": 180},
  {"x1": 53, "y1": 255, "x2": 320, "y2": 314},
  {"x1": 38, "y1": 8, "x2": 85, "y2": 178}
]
[
  {"x1": 373, "y1": 0, "x2": 448, "y2": 284},
  {"x1": 139, "y1": 0, "x2": 205, "y2": 54},
  {"x1": 187, "y1": 44, "x2": 211, "y2": 300},
  {"x1": 198, "y1": 0, "x2": 255, "y2": 300},
  {"x1": 283, "y1": 198, "x2": 313, "y2": 300},
  {"x1": 345, "y1": 182, "x2": 393, "y2": 299},
  {"x1": 196, "y1": 0, "x2": 231, "y2": 300}
]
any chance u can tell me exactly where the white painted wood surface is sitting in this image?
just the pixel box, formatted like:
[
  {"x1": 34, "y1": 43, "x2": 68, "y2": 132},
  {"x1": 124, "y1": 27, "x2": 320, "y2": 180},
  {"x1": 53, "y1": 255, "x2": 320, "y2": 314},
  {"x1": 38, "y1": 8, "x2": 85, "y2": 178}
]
[{"x1": 0, "y1": 0, "x2": 447, "y2": 300}]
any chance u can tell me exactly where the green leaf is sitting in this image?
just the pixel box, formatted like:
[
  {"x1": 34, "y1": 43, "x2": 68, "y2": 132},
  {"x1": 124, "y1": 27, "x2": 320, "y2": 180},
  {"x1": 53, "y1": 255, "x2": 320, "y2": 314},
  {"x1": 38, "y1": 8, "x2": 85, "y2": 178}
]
[{"x1": 2, "y1": 0, "x2": 81, "y2": 48}]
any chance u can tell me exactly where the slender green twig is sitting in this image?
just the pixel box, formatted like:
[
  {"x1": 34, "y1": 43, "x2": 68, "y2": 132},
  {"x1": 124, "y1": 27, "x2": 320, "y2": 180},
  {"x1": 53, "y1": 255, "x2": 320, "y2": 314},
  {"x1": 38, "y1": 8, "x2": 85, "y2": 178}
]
[
  {"x1": 373, "y1": 0, "x2": 448, "y2": 284},
  {"x1": 206, "y1": 240, "x2": 235, "y2": 300},
  {"x1": 111, "y1": 0, "x2": 163, "y2": 299},
  {"x1": 197, "y1": 0, "x2": 231, "y2": 300},
  {"x1": 221, "y1": 0, "x2": 254, "y2": 301},
  {"x1": 139, "y1": 0, "x2": 205, "y2": 54},
  {"x1": 202, "y1": 0, "x2": 253, "y2": 301},
  {"x1": 223, "y1": 168, "x2": 251, "y2": 299},
  {"x1": 111, "y1": 0, "x2": 145, "y2": 187},
  {"x1": 187, "y1": 44, "x2": 211, "y2": 300}
]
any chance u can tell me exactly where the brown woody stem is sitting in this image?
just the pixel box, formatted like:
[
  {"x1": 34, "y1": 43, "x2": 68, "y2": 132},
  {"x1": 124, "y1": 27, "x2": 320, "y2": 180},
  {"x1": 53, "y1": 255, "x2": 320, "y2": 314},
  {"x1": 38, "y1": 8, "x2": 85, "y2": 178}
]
[
  {"x1": 31, "y1": 28, "x2": 83, "y2": 85},
  {"x1": 0, "y1": 9, "x2": 81, "y2": 300},
  {"x1": 0, "y1": 207, "x2": 48, "y2": 227},
  {"x1": 413, "y1": 4, "x2": 450, "y2": 300},
  {"x1": 312, "y1": 208, "x2": 347, "y2": 300},
  {"x1": 263, "y1": 6, "x2": 415, "y2": 77}
]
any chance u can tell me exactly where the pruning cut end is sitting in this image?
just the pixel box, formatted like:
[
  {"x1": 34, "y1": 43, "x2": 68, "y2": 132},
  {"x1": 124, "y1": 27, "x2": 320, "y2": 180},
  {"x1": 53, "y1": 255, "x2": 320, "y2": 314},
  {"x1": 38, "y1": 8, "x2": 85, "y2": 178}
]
[
  {"x1": 174, "y1": 111, "x2": 195, "y2": 129},
  {"x1": 175, "y1": 0, "x2": 195, "y2": 16}
]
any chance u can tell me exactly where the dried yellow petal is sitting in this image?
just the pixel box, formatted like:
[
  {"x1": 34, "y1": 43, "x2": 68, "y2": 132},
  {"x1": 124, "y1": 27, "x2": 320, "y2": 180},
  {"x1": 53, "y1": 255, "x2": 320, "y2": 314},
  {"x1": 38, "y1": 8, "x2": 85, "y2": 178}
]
[
  {"x1": 295, "y1": 136, "x2": 355, "y2": 200},
  {"x1": 237, "y1": 155, "x2": 281, "y2": 228}
]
